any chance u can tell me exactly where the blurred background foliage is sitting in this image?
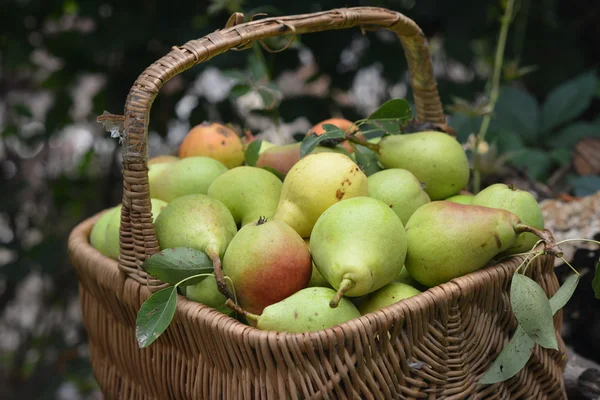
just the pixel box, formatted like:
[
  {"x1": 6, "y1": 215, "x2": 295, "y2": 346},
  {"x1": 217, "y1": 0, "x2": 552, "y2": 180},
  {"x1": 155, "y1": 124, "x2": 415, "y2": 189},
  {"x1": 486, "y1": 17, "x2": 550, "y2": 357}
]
[{"x1": 1, "y1": 0, "x2": 599, "y2": 398}]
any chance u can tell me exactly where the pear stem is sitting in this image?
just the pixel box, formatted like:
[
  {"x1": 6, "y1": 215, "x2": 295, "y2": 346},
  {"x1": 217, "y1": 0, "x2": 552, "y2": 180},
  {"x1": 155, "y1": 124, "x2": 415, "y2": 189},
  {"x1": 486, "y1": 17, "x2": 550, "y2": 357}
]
[
  {"x1": 206, "y1": 248, "x2": 235, "y2": 301},
  {"x1": 345, "y1": 133, "x2": 380, "y2": 153},
  {"x1": 224, "y1": 299, "x2": 260, "y2": 321},
  {"x1": 514, "y1": 224, "x2": 563, "y2": 258},
  {"x1": 330, "y1": 278, "x2": 355, "y2": 308}
]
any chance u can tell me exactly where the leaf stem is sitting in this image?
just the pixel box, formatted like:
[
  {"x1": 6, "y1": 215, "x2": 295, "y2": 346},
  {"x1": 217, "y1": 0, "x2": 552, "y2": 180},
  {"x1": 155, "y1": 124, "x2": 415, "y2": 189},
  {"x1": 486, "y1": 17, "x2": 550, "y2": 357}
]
[
  {"x1": 206, "y1": 247, "x2": 235, "y2": 301},
  {"x1": 555, "y1": 238, "x2": 600, "y2": 247},
  {"x1": 559, "y1": 256, "x2": 581, "y2": 276},
  {"x1": 224, "y1": 299, "x2": 260, "y2": 321},
  {"x1": 345, "y1": 133, "x2": 380, "y2": 153},
  {"x1": 472, "y1": 0, "x2": 516, "y2": 194},
  {"x1": 330, "y1": 278, "x2": 355, "y2": 308},
  {"x1": 514, "y1": 224, "x2": 563, "y2": 258}
]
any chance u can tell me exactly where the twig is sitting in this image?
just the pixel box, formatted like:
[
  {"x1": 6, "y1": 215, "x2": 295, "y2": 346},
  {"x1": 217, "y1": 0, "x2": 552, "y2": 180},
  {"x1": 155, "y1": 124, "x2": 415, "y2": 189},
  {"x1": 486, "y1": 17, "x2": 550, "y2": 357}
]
[{"x1": 472, "y1": 0, "x2": 517, "y2": 194}]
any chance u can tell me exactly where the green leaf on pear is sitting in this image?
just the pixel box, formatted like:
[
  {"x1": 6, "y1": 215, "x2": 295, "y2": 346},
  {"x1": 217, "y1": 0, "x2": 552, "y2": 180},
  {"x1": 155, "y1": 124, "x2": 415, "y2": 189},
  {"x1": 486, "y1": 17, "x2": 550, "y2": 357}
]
[
  {"x1": 354, "y1": 145, "x2": 381, "y2": 176},
  {"x1": 244, "y1": 139, "x2": 263, "y2": 166},
  {"x1": 141, "y1": 247, "x2": 215, "y2": 286},
  {"x1": 480, "y1": 272, "x2": 579, "y2": 384},
  {"x1": 299, "y1": 125, "x2": 345, "y2": 158},
  {"x1": 510, "y1": 273, "x2": 557, "y2": 350},
  {"x1": 136, "y1": 286, "x2": 178, "y2": 348}
]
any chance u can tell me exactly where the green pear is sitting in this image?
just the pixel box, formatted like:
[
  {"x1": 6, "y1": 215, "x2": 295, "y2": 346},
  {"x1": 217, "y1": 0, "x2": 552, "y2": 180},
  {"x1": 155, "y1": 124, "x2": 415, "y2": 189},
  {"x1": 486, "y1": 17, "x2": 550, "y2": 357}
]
[
  {"x1": 148, "y1": 163, "x2": 172, "y2": 200},
  {"x1": 154, "y1": 194, "x2": 238, "y2": 299},
  {"x1": 377, "y1": 131, "x2": 470, "y2": 200},
  {"x1": 89, "y1": 206, "x2": 119, "y2": 256},
  {"x1": 367, "y1": 168, "x2": 431, "y2": 225},
  {"x1": 445, "y1": 194, "x2": 474, "y2": 204},
  {"x1": 308, "y1": 263, "x2": 332, "y2": 288},
  {"x1": 256, "y1": 142, "x2": 350, "y2": 176},
  {"x1": 151, "y1": 156, "x2": 228, "y2": 202},
  {"x1": 472, "y1": 183, "x2": 545, "y2": 254},
  {"x1": 404, "y1": 201, "x2": 546, "y2": 287},
  {"x1": 394, "y1": 265, "x2": 423, "y2": 289},
  {"x1": 207, "y1": 166, "x2": 283, "y2": 226},
  {"x1": 246, "y1": 287, "x2": 361, "y2": 333},
  {"x1": 104, "y1": 199, "x2": 168, "y2": 260},
  {"x1": 273, "y1": 152, "x2": 368, "y2": 238},
  {"x1": 185, "y1": 275, "x2": 234, "y2": 315},
  {"x1": 358, "y1": 282, "x2": 421, "y2": 315},
  {"x1": 310, "y1": 197, "x2": 407, "y2": 307},
  {"x1": 222, "y1": 218, "x2": 312, "y2": 315}
]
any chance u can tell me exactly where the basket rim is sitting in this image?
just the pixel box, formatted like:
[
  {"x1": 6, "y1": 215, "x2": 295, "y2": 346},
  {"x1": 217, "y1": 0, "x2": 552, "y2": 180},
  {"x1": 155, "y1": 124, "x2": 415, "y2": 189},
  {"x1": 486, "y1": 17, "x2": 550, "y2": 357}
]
[{"x1": 69, "y1": 209, "x2": 557, "y2": 341}]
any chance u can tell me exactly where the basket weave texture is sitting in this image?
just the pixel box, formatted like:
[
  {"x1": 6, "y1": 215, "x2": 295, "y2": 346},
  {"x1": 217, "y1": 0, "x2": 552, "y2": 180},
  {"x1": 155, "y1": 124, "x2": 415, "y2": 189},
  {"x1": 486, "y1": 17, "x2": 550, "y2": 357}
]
[{"x1": 69, "y1": 6, "x2": 568, "y2": 399}]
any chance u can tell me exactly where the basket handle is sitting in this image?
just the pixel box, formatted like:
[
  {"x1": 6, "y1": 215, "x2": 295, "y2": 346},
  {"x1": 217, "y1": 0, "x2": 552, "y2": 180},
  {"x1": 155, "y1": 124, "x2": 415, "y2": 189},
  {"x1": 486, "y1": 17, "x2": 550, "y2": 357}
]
[{"x1": 111, "y1": 6, "x2": 445, "y2": 276}]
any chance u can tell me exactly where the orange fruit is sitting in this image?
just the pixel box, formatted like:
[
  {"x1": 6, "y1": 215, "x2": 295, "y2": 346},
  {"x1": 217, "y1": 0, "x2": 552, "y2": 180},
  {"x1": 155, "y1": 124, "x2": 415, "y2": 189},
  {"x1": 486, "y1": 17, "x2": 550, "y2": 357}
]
[
  {"x1": 179, "y1": 122, "x2": 244, "y2": 168},
  {"x1": 307, "y1": 118, "x2": 361, "y2": 153}
]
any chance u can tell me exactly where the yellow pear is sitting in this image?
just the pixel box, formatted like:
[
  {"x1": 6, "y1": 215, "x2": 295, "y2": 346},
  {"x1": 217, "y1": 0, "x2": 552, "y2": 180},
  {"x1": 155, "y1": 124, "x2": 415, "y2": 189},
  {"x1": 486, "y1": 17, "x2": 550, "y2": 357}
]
[{"x1": 272, "y1": 152, "x2": 368, "y2": 238}]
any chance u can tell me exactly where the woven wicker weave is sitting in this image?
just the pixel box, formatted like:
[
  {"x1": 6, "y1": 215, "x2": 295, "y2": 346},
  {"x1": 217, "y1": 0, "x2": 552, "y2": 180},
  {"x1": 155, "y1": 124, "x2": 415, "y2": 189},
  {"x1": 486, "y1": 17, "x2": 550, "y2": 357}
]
[{"x1": 68, "y1": 6, "x2": 568, "y2": 399}]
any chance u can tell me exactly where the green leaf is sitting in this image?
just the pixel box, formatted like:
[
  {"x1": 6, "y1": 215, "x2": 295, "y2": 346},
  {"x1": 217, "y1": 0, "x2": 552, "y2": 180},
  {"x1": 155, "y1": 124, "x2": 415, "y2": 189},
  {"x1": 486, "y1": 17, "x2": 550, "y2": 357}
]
[
  {"x1": 354, "y1": 145, "x2": 381, "y2": 176},
  {"x1": 508, "y1": 148, "x2": 554, "y2": 182},
  {"x1": 549, "y1": 122, "x2": 600, "y2": 148},
  {"x1": 490, "y1": 86, "x2": 540, "y2": 143},
  {"x1": 593, "y1": 259, "x2": 600, "y2": 299},
  {"x1": 541, "y1": 71, "x2": 597, "y2": 132},
  {"x1": 366, "y1": 120, "x2": 402, "y2": 135},
  {"x1": 257, "y1": 87, "x2": 279, "y2": 109},
  {"x1": 141, "y1": 247, "x2": 214, "y2": 286},
  {"x1": 510, "y1": 273, "x2": 558, "y2": 350},
  {"x1": 568, "y1": 175, "x2": 600, "y2": 197},
  {"x1": 244, "y1": 140, "x2": 262, "y2": 166},
  {"x1": 550, "y1": 148, "x2": 572, "y2": 166},
  {"x1": 367, "y1": 98, "x2": 412, "y2": 121},
  {"x1": 478, "y1": 326, "x2": 535, "y2": 384},
  {"x1": 13, "y1": 104, "x2": 33, "y2": 117},
  {"x1": 249, "y1": 53, "x2": 268, "y2": 82},
  {"x1": 136, "y1": 286, "x2": 177, "y2": 348},
  {"x1": 549, "y1": 274, "x2": 580, "y2": 313},
  {"x1": 491, "y1": 131, "x2": 525, "y2": 154},
  {"x1": 229, "y1": 84, "x2": 252, "y2": 99},
  {"x1": 300, "y1": 126, "x2": 345, "y2": 158},
  {"x1": 480, "y1": 273, "x2": 578, "y2": 384},
  {"x1": 221, "y1": 69, "x2": 248, "y2": 82}
]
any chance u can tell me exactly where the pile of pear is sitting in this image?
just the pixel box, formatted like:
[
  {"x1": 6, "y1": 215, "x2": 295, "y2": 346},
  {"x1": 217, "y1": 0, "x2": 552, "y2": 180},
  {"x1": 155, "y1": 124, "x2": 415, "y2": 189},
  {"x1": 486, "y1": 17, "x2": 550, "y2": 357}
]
[{"x1": 90, "y1": 124, "x2": 546, "y2": 334}]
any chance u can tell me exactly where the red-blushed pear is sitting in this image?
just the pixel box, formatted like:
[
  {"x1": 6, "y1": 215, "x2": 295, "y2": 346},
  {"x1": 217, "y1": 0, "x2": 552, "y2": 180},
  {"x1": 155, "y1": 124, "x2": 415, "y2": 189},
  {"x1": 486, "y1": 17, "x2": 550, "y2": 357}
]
[
  {"x1": 445, "y1": 194, "x2": 474, "y2": 204},
  {"x1": 309, "y1": 196, "x2": 407, "y2": 308},
  {"x1": 222, "y1": 218, "x2": 312, "y2": 316},
  {"x1": 376, "y1": 131, "x2": 470, "y2": 200},
  {"x1": 472, "y1": 183, "x2": 545, "y2": 255},
  {"x1": 404, "y1": 201, "x2": 557, "y2": 288},
  {"x1": 272, "y1": 152, "x2": 368, "y2": 238},
  {"x1": 154, "y1": 194, "x2": 238, "y2": 300}
]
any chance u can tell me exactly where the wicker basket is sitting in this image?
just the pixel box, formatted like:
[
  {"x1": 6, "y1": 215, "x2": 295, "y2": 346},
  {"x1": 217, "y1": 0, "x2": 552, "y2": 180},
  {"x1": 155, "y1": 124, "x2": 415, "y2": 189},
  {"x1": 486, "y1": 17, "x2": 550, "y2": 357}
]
[{"x1": 68, "y1": 7, "x2": 568, "y2": 399}]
